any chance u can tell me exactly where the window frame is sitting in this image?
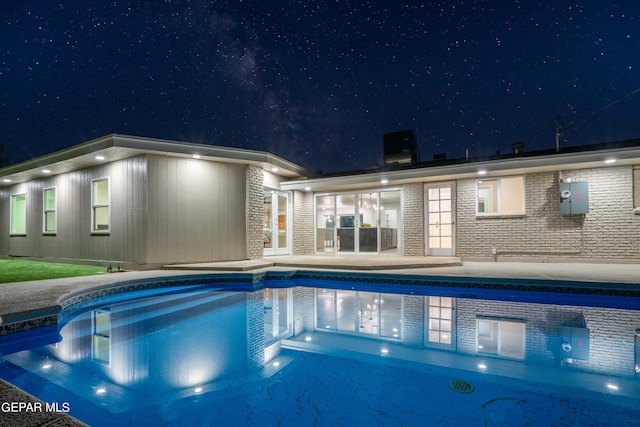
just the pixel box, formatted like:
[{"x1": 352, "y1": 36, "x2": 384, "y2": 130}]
[
  {"x1": 633, "y1": 168, "x2": 640, "y2": 208},
  {"x1": 476, "y1": 175, "x2": 525, "y2": 216},
  {"x1": 91, "y1": 177, "x2": 110, "y2": 234},
  {"x1": 43, "y1": 186, "x2": 57, "y2": 234},
  {"x1": 10, "y1": 192, "x2": 27, "y2": 236},
  {"x1": 92, "y1": 309, "x2": 111, "y2": 365},
  {"x1": 476, "y1": 318, "x2": 526, "y2": 360}
]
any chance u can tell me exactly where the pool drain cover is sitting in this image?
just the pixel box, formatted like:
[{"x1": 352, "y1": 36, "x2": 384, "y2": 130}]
[{"x1": 449, "y1": 379, "x2": 474, "y2": 394}]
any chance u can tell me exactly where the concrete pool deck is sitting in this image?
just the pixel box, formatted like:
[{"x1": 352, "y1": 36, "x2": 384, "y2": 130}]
[
  {"x1": 1, "y1": 257, "x2": 640, "y2": 426},
  {"x1": 2, "y1": 258, "x2": 640, "y2": 329}
]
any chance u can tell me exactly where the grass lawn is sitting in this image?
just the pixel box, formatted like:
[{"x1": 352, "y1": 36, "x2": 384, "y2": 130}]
[{"x1": 0, "y1": 259, "x2": 106, "y2": 284}]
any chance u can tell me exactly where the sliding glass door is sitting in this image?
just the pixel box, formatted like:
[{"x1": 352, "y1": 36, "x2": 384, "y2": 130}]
[{"x1": 315, "y1": 189, "x2": 401, "y2": 254}]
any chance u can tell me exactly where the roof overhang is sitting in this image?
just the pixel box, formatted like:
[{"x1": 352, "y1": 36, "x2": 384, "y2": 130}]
[
  {"x1": 281, "y1": 145, "x2": 640, "y2": 192},
  {"x1": 0, "y1": 134, "x2": 307, "y2": 185}
]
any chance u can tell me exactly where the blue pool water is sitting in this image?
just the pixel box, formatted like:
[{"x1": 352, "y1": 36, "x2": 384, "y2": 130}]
[{"x1": 1, "y1": 276, "x2": 640, "y2": 426}]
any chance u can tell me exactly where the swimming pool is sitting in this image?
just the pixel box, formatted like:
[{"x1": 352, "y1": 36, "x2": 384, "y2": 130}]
[{"x1": 1, "y1": 273, "x2": 640, "y2": 426}]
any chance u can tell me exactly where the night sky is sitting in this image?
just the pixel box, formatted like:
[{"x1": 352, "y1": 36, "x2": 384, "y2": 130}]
[{"x1": 2, "y1": 1, "x2": 639, "y2": 173}]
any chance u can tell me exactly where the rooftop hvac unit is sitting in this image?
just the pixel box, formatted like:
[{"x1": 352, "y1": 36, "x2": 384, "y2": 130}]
[{"x1": 383, "y1": 130, "x2": 420, "y2": 165}]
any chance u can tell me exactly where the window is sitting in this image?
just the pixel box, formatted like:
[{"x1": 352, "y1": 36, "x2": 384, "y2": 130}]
[
  {"x1": 477, "y1": 319, "x2": 525, "y2": 359},
  {"x1": 92, "y1": 309, "x2": 111, "y2": 365},
  {"x1": 634, "y1": 169, "x2": 640, "y2": 208},
  {"x1": 92, "y1": 178, "x2": 109, "y2": 232},
  {"x1": 43, "y1": 187, "x2": 56, "y2": 233},
  {"x1": 477, "y1": 176, "x2": 524, "y2": 214},
  {"x1": 10, "y1": 193, "x2": 27, "y2": 235},
  {"x1": 426, "y1": 296, "x2": 455, "y2": 347},
  {"x1": 315, "y1": 288, "x2": 402, "y2": 339}
]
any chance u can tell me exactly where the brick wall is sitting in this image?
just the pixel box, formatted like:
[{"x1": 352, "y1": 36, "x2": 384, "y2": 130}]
[
  {"x1": 292, "y1": 190, "x2": 314, "y2": 255},
  {"x1": 402, "y1": 183, "x2": 424, "y2": 256},
  {"x1": 456, "y1": 298, "x2": 640, "y2": 376},
  {"x1": 246, "y1": 290, "x2": 266, "y2": 369},
  {"x1": 246, "y1": 165, "x2": 264, "y2": 260},
  {"x1": 403, "y1": 295, "x2": 425, "y2": 346},
  {"x1": 456, "y1": 166, "x2": 640, "y2": 262},
  {"x1": 293, "y1": 286, "x2": 315, "y2": 334}
]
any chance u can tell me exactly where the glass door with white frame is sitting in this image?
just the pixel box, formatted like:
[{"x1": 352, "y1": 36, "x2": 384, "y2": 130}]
[
  {"x1": 357, "y1": 192, "x2": 378, "y2": 253},
  {"x1": 263, "y1": 191, "x2": 290, "y2": 256},
  {"x1": 425, "y1": 184, "x2": 455, "y2": 256},
  {"x1": 315, "y1": 195, "x2": 337, "y2": 253}
]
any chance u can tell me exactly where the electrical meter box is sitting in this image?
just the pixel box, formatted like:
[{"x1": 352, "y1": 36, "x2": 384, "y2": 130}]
[
  {"x1": 559, "y1": 182, "x2": 589, "y2": 215},
  {"x1": 560, "y1": 326, "x2": 590, "y2": 360}
]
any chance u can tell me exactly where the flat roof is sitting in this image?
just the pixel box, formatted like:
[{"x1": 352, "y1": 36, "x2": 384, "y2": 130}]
[
  {"x1": 0, "y1": 134, "x2": 307, "y2": 185},
  {"x1": 282, "y1": 138, "x2": 640, "y2": 191}
]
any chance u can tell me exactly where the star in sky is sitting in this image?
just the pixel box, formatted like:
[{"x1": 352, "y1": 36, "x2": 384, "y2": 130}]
[{"x1": 1, "y1": 1, "x2": 639, "y2": 173}]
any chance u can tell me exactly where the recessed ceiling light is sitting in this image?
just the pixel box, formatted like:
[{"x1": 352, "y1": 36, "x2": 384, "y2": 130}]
[
  {"x1": 605, "y1": 158, "x2": 616, "y2": 164},
  {"x1": 304, "y1": 186, "x2": 311, "y2": 191},
  {"x1": 381, "y1": 179, "x2": 388, "y2": 184},
  {"x1": 42, "y1": 169, "x2": 51, "y2": 174},
  {"x1": 193, "y1": 154, "x2": 201, "y2": 159},
  {"x1": 95, "y1": 155, "x2": 105, "y2": 161},
  {"x1": 271, "y1": 167, "x2": 279, "y2": 172},
  {"x1": 2, "y1": 179, "x2": 11, "y2": 183},
  {"x1": 478, "y1": 170, "x2": 487, "y2": 175}
]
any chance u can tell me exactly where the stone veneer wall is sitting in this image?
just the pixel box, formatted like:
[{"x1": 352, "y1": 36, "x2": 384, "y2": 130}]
[
  {"x1": 293, "y1": 287, "x2": 315, "y2": 335},
  {"x1": 403, "y1": 295, "x2": 425, "y2": 346},
  {"x1": 292, "y1": 190, "x2": 314, "y2": 255},
  {"x1": 456, "y1": 166, "x2": 640, "y2": 262},
  {"x1": 456, "y1": 298, "x2": 640, "y2": 376},
  {"x1": 246, "y1": 290, "x2": 266, "y2": 370},
  {"x1": 402, "y1": 183, "x2": 424, "y2": 256},
  {"x1": 246, "y1": 165, "x2": 264, "y2": 260}
]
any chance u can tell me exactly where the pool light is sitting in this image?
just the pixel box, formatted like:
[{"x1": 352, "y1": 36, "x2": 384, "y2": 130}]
[
  {"x1": 96, "y1": 386, "x2": 107, "y2": 395},
  {"x1": 606, "y1": 383, "x2": 618, "y2": 391},
  {"x1": 194, "y1": 387, "x2": 203, "y2": 393},
  {"x1": 380, "y1": 347, "x2": 389, "y2": 355},
  {"x1": 305, "y1": 336, "x2": 312, "y2": 342},
  {"x1": 477, "y1": 362, "x2": 487, "y2": 370},
  {"x1": 273, "y1": 361, "x2": 280, "y2": 367},
  {"x1": 41, "y1": 362, "x2": 52, "y2": 370}
]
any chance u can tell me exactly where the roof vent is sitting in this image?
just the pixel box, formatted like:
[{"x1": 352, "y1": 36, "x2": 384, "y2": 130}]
[
  {"x1": 383, "y1": 130, "x2": 420, "y2": 165},
  {"x1": 511, "y1": 141, "x2": 525, "y2": 154}
]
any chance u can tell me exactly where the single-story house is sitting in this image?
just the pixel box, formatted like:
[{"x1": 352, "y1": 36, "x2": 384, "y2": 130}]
[{"x1": 2, "y1": 133, "x2": 640, "y2": 266}]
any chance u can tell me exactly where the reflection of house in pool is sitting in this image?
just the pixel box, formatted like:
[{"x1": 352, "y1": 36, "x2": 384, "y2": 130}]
[
  {"x1": 4, "y1": 281, "x2": 639, "y2": 407},
  {"x1": 2, "y1": 134, "x2": 640, "y2": 265}
]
